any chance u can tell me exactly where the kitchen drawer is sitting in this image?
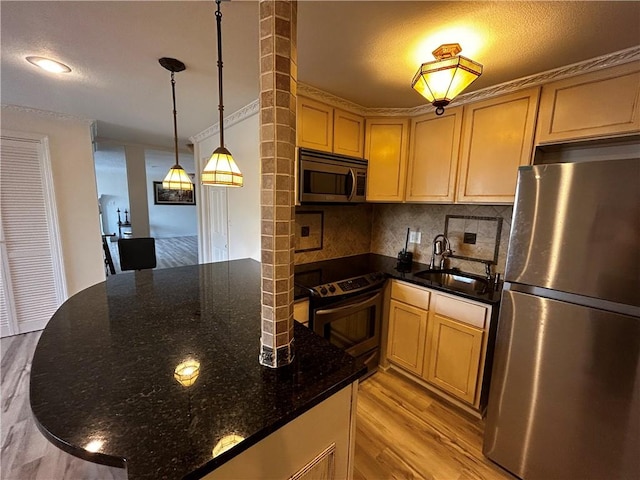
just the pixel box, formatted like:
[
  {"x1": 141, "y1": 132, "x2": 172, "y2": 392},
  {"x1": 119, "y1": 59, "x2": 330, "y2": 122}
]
[
  {"x1": 391, "y1": 280, "x2": 430, "y2": 310},
  {"x1": 434, "y1": 294, "x2": 487, "y2": 329}
]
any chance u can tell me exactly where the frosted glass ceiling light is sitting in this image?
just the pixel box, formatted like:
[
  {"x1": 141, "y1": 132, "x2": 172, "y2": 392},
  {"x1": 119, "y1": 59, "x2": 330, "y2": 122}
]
[
  {"x1": 412, "y1": 43, "x2": 483, "y2": 115},
  {"x1": 201, "y1": 0, "x2": 243, "y2": 187},
  {"x1": 26, "y1": 56, "x2": 71, "y2": 73},
  {"x1": 159, "y1": 57, "x2": 194, "y2": 192}
]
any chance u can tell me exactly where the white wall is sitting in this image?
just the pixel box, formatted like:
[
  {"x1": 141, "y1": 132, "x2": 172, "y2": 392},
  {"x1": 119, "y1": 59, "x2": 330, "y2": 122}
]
[
  {"x1": 1, "y1": 106, "x2": 105, "y2": 295},
  {"x1": 194, "y1": 110, "x2": 260, "y2": 261},
  {"x1": 94, "y1": 147, "x2": 129, "y2": 237}
]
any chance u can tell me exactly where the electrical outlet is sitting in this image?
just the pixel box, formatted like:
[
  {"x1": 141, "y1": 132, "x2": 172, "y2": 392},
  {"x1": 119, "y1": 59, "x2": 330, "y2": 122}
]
[{"x1": 409, "y1": 231, "x2": 421, "y2": 244}]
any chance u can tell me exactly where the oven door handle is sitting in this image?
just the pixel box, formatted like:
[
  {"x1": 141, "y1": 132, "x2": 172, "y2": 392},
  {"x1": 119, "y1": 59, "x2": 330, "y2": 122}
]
[{"x1": 315, "y1": 290, "x2": 382, "y2": 317}]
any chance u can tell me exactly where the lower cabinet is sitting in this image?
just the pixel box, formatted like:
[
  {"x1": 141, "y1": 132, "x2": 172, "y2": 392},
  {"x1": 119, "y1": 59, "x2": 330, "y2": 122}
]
[
  {"x1": 387, "y1": 299, "x2": 428, "y2": 375},
  {"x1": 385, "y1": 280, "x2": 493, "y2": 412},
  {"x1": 425, "y1": 313, "x2": 483, "y2": 404}
]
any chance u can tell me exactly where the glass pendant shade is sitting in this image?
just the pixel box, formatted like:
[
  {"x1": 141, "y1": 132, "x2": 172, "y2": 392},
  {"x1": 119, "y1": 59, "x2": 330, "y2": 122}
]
[
  {"x1": 201, "y1": 146, "x2": 243, "y2": 187},
  {"x1": 163, "y1": 164, "x2": 194, "y2": 191},
  {"x1": 412, "y1": 43, "x2": 483, "y2": 114}
]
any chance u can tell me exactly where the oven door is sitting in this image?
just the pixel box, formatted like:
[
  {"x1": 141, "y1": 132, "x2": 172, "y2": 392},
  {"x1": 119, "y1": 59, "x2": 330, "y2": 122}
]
[{"x1": 312, "y1": 289, "x2": 382, "y2": 359}]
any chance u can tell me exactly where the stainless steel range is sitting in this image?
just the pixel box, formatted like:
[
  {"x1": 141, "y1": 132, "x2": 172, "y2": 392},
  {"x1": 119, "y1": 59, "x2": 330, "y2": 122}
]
[{"x1": 295, "y1": 256, "x2": 388, "y2": 377}]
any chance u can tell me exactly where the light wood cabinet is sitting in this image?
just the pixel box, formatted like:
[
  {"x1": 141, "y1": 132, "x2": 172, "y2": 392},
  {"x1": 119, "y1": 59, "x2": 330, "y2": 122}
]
[
  {"x1": 387, "y1": 299, "x2": 428, "y2": 375},
  {"x1": 456, "y1": 87, "x2": 540, "y2": 204},
  {"x1": 406, "y1": 107, "x2": 463, "y2": 203},
  {"x1": 385, "y1": 280, "x2": 493, "y2": 411},
  {"x1": 425, "y1": 313, "x2": 484, "y2": 404},
  {"x1": 536, "y1": 62, "x2": 640, "y2": 144},
  {"x1": 297, "y1": 97, "x2": 334, "y2": 152},
  {"x1": 333, "y1": 109, "x2": 365, "y2": 157},
  {"x1": 297, "y1": 97, "x2": 365, "y2": 157},
  {"x1": 364, "y1": 118, "x2": 410, "y2": 202}
]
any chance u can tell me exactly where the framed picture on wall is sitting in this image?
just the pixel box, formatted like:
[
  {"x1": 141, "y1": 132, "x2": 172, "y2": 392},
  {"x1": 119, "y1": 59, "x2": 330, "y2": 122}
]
[{"x1": 153, "y1": 181, "x2": 196, "y2": 206}]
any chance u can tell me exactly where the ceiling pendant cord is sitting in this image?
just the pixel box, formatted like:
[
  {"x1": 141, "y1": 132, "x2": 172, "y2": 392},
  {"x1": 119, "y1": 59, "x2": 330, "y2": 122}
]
[
  {"x1": 159, "y1": 57, "x2": 193, "y2": 191},
  {"x1": 201, "y1": 0, "x2": 243, "y2": 187},
  {"x1": 216, "y1": 0, "x2": 225, "y2": 149}
]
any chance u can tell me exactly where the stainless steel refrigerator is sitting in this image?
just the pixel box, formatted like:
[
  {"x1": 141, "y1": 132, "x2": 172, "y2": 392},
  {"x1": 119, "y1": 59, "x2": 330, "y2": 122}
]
[{"x1": 483, "y1": 158, "x2": 640, "y2": 479}]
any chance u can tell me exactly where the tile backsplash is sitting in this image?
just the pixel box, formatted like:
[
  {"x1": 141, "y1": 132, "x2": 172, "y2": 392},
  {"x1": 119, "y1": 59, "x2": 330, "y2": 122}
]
[
  {"x1": 371, "y1": 204, "x2": 513, "y2": 275},
  {"x1": 294, "y1": 204, "x2": 373, "y2": 264},
  {"x1": 294, "y1": 203, "x2": 513, "y2": 276}
]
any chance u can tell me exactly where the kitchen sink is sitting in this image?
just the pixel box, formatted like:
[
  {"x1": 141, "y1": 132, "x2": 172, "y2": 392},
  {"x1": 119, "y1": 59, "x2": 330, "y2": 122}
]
[{"x1": 413, "y1": 269, "x2": 489, "y2": 295}]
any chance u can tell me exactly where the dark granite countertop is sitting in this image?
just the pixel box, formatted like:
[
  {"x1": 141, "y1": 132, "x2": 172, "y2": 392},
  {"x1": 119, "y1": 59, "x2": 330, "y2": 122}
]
[
  {"x1": 30, "y1": 260, "x2": 365, "y2": 480},
  {"x1": 295, "y1": 254, "x2": 502, "y2": 305}
]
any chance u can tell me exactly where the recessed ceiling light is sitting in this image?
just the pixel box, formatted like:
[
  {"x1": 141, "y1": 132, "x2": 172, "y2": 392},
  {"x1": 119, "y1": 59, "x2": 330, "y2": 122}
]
[{"x1": 26, "y1": 56, "x2": 71, "y2": 74}]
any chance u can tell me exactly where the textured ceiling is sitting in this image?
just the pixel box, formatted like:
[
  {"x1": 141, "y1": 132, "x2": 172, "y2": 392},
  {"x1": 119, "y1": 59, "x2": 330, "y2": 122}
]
[{"x1": 2, "y1": 1, "x2": 639, "y2": 149}]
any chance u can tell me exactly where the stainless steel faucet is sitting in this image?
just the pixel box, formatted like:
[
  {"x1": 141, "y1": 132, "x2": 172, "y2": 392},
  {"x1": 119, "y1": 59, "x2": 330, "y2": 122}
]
[
  {"x1": 484, "y1": 261, "x2": 493, "y2": 280},
  {"x1": 429, "y1": 234, "x2": 452, "y2": 270}
]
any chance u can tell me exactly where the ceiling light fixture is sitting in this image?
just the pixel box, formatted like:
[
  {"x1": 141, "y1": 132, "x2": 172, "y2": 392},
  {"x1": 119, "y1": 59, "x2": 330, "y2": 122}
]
[
  {"x1": 411, "y1": 43, "x2": 483, "y2": 116},
  {"x1": 159, "y1": 57, "x2": 193, "y2": 192},
  {"x1": 201, "y1": 0, "x2": 243, "y2": 187},
  {"x1": 26, "y1": 56, "x2": 71, "y2": 74}
]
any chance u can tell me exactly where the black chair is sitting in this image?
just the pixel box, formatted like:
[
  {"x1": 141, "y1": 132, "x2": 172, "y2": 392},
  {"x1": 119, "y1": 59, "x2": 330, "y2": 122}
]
[{"x1": 118, "y1": 237, "x2": 157, "y2": 271}]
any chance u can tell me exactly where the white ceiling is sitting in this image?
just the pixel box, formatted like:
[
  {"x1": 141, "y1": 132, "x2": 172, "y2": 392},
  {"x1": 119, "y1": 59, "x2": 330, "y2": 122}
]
[{"x1": 2, "y1": 1, "x2": 639, "y2": 150}]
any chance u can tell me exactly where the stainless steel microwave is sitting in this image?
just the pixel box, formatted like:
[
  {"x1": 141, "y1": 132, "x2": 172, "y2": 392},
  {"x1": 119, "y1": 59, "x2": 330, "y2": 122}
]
[{"x1": 298, "y1": 148, "x2": 367, "y2": 203}]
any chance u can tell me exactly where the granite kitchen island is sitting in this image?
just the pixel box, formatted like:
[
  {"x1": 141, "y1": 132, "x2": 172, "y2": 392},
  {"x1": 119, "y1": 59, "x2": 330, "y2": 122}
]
[{"x1": 30, "y1": 260, "x2": 365, "y2": 479}]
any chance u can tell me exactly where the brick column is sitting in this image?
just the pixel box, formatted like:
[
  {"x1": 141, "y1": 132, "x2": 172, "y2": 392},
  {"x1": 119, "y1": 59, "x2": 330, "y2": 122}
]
[{"x1": 259, "y1": 0, "x2": 297, "y2": 368}]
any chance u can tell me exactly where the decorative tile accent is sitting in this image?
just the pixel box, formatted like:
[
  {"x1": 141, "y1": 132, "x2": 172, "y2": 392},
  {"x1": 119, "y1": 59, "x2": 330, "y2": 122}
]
[
  {"x1": 295, "y1": 211, "x2": 323, "y2": 252},
  {"x1": 259, "y1": 0, "x2": 297, "y2": 368},
  {"x1": 444, "y1": 215, "x2": 503, "y2": 264}
]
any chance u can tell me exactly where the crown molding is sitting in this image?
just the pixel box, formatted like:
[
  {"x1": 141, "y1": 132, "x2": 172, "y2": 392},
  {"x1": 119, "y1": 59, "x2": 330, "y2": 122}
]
[
  {"x1": 1, "y1": 104, "x2": 95, "y2": 124},
  {"x1": 296, "y1": 83, "x2": 368, "y2": 116},
  {"x1": 190, "y1": 99, "x2": 260, "y2": 144},
  {"x1": 298, "y1": 45, "x2": 640, "y2": 117}
]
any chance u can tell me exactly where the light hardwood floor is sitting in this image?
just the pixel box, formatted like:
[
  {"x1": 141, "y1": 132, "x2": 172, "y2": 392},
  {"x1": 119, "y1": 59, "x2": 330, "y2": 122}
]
[
  {"x1": 105, "y1": 235, "x2": 198, "y2": 275},
  {"x1": 354, "y1": 370, "x2": 516, "y2": 480},
  {"x1": 1, "y1": 332, "x2": 514, "y2": 480}
]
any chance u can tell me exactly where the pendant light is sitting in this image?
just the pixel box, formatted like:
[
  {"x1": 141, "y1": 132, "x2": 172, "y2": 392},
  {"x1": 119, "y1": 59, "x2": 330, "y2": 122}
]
[
  {"x1": 159, "y1": 57, "x2": 194, "y2": 191},
  {"x1": 201, "y1": 0, "x2": 243, "y2": 187},
  {"x1": 412, "y1": 43, "x2": 483, "y2": 116}
]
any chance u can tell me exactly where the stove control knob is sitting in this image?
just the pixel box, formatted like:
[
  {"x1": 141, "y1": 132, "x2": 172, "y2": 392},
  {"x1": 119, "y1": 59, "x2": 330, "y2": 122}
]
[
  {"x1": 320, "y1": 287, "x2": 328, "y2": 295},
  {"x1": 328, "y1": 284, "x2": 336, "y2": 293}
]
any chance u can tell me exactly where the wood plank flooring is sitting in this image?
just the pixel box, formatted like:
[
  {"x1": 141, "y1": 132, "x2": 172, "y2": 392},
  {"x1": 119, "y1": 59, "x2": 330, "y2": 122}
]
[
  {"x1": 1, "y1": 331, "x2": 515, "y2": 480},
  {"x1": 105, "y1": 235, "x2": 198, "y2": 275},
  {"x1": 354, "y1": 370, "x2": 516, "y2": 480}
]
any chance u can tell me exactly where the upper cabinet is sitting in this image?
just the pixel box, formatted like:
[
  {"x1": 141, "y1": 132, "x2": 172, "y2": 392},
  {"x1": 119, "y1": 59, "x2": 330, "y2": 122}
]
[
  {"x1": 333, "y1": 109, "x2": 365, "y2": 157},
  {"x1": 297, "y1": 97, "x2": 334, "y2": 152},
  {"x1": 296, "y1": 96, "x2": 365, "y2": 156},
  {"x1": 535, "y1": 63, "x2": 640, "y2": 145},
  {"x1": 406, "y1": 107, "x2": 463, "y2": 203},
  {"x1": 456, "y1": 87, "x2": 540, "y2": 204},
  {"x1": 365, "y1": 118, "x2": 410, "y2": 202}
]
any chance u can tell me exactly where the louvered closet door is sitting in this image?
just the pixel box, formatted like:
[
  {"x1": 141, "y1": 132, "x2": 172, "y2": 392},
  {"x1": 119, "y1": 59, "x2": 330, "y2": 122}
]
[{"x1": 0, "y1": 134, "x2": 66, "y2": 336}]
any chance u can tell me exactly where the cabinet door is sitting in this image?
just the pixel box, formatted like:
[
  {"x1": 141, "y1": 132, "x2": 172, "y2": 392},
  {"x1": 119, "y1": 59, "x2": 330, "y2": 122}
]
[
  {"x1": 425, "y1": 313, "x2": 483, "y2": 404},
  {"x1": 536, "y1": 62, "x2": 640, "y2": 144},
  {"x1": 365, "y1": 118, "x2": 410, "y2": 202},
  {"x1": 406, "y1": 108, "x2": 462, "y2": 203},
  {"x1": 456, "y1": 87, "x2": 540, "y2": 204},
  {"x1": 297, "y1": 97, "x2": 333, "y2": 153},
  {"x1": 387, "y1": 299, "x2": 427, "y2": 375},
  {"x1": 333, "y1": 109, "x2": 365, "y2": 158}
]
